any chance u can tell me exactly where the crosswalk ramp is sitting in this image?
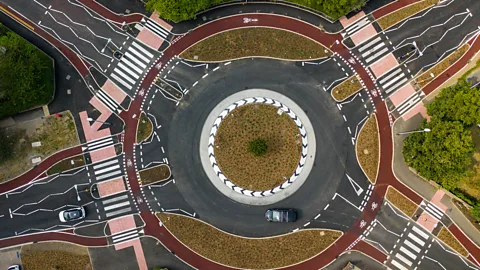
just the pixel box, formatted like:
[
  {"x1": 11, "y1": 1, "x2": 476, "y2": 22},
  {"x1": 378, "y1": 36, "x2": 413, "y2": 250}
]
[
  {"x1": 389, "y1": 224, "x2": 430, "y2": 270},
  {"x1": 92, "y1": 156, "x2": 123, "y2": 182},
  {"x1": 109, "y1": 227, "x2": 144, "y2": 245},
  {"x1": 377, "y1": 67, "x2": 409, "y2": 95},
  {"x1": 110, "y1": 41, "x2": 155, "y2": 90},
  {"x1": 101, "y1": 193, "x2": 134, "y2": 218},
  {"x1": 142, "y1": 18, "x2": 171, "y2": 40},
  {"x1": 96, "y1": 89, "x2": 122, "y2": 113},
  {"x1": 421, "y1": 201, "x2": 445, "y2": 221},
  {"x1": 84, "y1": 136, "x2": 115, "y2": 153},
  {"x1": 355, "y1": 35, "x2": 390, "y2": 65},
  {"x1": 343, "y1": 16, "x2": 373, "y2": 38},
  {"x1": 394, "y1": 91, "x2": 425, "y2": 116}
]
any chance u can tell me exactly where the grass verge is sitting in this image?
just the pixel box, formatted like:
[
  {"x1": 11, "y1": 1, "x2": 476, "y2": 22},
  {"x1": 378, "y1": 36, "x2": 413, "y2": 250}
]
[
  {"x1": 386, "y1": 187, "x2": 418, "y2": 217},
  {"x1": 21, "y1": 242, "x2": 92, "y2": 270},
  {"x1": 356, "y1": 114, "x2": 379, "y2": 183},
  {"x1": 415, "y1": 45, "x2": 469, "y2": 89},
  {"x1": 214, "y1": 104, "x2": 301, "y2": 191},
  {"x1": 181, "y1": 28, "x2": 331, "y2": 62},
  {"x1": 47, "y1": 154, "x2": 85, "y2": 175},
  {"x1": 332, "y1": 76, "x2": 363, "y2": 102},
  {"x1": 377, "y1": 0, "x2": 438, "y2": 30},
  {"x1": 157, "y1": 213, "x2": 341, "y2": 269},
  {"x1": 0, "y1": 111, "x2": 79, "y2": 182},
  {"x1": 437, "y1": 227, "x2": 468, "y2": 257},
  {"x1": 136, "y1": 112, "x2": 153, "y2": 143},
  {"x1": 139, "y1": 164, "x2": 171, "y2": 185}
]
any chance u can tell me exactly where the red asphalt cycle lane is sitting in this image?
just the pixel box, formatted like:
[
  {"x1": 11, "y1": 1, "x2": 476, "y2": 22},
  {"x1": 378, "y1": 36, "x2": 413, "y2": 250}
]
[
  {"x1": 76, "y1": 0, "x2": 144, "y2": 26},
  {"x1": 0, "y1": 231, "x2": 107, "y2": 249}
]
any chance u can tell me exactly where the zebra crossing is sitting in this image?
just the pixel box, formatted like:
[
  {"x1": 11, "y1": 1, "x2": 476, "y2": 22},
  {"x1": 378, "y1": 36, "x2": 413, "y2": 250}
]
[
  {"x1": 91, "y1": 156, "x2": 124, "y2": 182},
  {"x1": 343, "y1": 16, "x2": 373, "y2": 38},
  {"x1": 109, "y1": 227, "x2": 144, "y2": 245},
  {"x1": 96, "y1": 89, "x2": 122, "y2": 113},
  {"x1": 84, "y1": 136, "x2": 116, "y2": 153},
  {"x1": 110, "y1": 41, "x2": 155, "y2": 91},
  {"x1": 142, "y1": 18, "x2": 171, "y2": 40},
  {"x1": 355, "y1": 35, "x2": 391, "y2": 65},
  {"x1": 394, "y1": 91, "x2": 425, "y2": 116},
  {"x1": 421, "y1": 200, "x2": 446, "y2": 221},
  {"x1": 377, "y1": 67, "x2": 409, "y2": 95},
  {"x1": 389, "y1": 223, "x2": 431, "y2": 270},
  {"x1": 100, "y1": 193, "x2": 134, "y2": 218}
]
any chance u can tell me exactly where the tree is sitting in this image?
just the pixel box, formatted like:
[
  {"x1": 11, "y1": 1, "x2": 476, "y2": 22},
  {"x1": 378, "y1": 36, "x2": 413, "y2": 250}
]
[
  {"x1": 402, "y1": 117, "x2": 474, "y2": 190},
  {"x1": 145, "y1": 0, "x2": 227, "y2": 22},
  {"x1": 318, "y1": 0, "x2": 367, "y2": 19},
  {"x1": 248, "y1": 138, "x2": 268, "y2": 157},
  {"x1": 472, "y1": 202, "x2": 480, "y2": 222},
  {"x1": 0, "y1": 129, "x2": 15, "y2": 165},
  {"x1": 426, "y1": 80, "x2": 480, "y2": 126}
]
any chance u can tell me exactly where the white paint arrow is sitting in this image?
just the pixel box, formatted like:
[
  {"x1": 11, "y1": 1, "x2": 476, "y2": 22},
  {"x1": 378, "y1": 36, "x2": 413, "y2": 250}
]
[{"x1": 346, "y1": 174, "x2": 364, "y2": 196}]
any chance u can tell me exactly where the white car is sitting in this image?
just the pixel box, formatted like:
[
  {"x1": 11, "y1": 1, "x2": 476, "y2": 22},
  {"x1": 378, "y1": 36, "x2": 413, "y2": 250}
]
[
  {"x1": 7, "y1": 265, "x2": 20, "y2": 270},
  {"x1": 58, "y1": 207, "x2": 85, "y2": 222}
]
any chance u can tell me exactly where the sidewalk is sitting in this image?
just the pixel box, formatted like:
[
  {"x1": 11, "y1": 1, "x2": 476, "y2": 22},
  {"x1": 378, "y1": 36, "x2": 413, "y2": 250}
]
[{"x1": 392, "y1": 113, "x2": 480, "y2": 246}]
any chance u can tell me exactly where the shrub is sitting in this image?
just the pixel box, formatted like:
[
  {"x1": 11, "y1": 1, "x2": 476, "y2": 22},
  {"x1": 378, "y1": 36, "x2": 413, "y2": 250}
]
[{"x1": 248, "y1": 138, "x2": 268, "y2": 156}]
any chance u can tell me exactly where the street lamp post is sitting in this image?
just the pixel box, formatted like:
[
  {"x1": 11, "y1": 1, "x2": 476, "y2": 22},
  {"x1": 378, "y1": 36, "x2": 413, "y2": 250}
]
[
  {"x1": 87, "y1": 117, "x2": 112, "y2": 126},
  {"x1": 396, "y1": 128, "x2": 431, "y2": 135}
]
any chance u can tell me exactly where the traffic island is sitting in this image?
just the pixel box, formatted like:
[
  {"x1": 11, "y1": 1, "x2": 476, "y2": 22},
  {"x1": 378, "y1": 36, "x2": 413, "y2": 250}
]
[
  {"x1": 157, "y1": 212, "x2": 341, "y2": 269},
  {"x1": 331, "y1": 75, "x2": 363, "y2": 102},
  {"x1": 214, "y1": 103, "x2": 301, "y2": 191},
  {"x1": 139, "y1": 164, "x2": 171, "y2": 185},
  {"x1": 376, "y1": 0, "x2": 438, "y2": 30},
  {"x1": 46, "y1": 154, "x2": 85, "y2": 175},
  {"x1": 136, "y1": 112, "x2": 153, "y2": 143},
  {"x1": 386, "y1": 186, "x2": 419, "y2": 217},
  {"x1": 356, "y1": 114, "x2": 379, "y2": 183},
  {"x1": 21, "y1": 242, "x2": 92, "y2": 270},
  {"x1": 437, "y1": 227, "x2": 469, "y2": 257},
  {"x1": 180, "y1": 28, "x2": 331, "y2": 62}
]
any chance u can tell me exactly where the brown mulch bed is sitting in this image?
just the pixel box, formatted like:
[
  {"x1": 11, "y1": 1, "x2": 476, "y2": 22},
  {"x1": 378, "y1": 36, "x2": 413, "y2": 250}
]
[
  {"x1": 356, "y1": 114, "x2": 379, "y2": 183},
  {"x1": 332, "y1": 76, "x2": 363, "y2": 101},
  {"x1": 181, "y1": 27, "x2": 331, "y2": 62},
  {"x1": 21, "y1": 242, "x2": 91, "y2": 270},
  {"x1": 415, "y1": 44, "x2": 469, "y2": 88},
  {"x1": 377, "y1": 0, "x2": 438, "y2": 30},
  {"x1": 139, "y1": 164, "x2": 171, "y2": 185},
  {"x1": 47, "y1": 154, "x2": 85, "y2": 175},
  {"x1": 157, "y1": 213, "x2": 341, "y2": 269},
  {"x1": 214, "y1": 104, "x2": 302, "y2": 191},
  {"x1": 136, "y1": 112, "x2": 153, "y2": 143},
  {"x1": 437, "y1": 227, "x2": 468, "y2": 257},
  {"x1": 386, "y1": 187, "x2": 418, "y2": 217}
]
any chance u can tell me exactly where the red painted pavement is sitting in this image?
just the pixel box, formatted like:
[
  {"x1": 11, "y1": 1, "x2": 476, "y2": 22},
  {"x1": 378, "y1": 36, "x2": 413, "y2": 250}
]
[
  {"x1": 0, "y1": 146, "x2": 82, "y2": 194},
  {"x1": 352, "y1": 240, "x2": 388, "y2": 263},
  {"x1": 0, "y1": 231, "x2": 107, "y2": 249},
  {"x1": 76, "y1": 0, "x2": 144, "y2": 25},
  {"x1": 449, "y1": 223, "x2": 480, "y2": 266},
  {"x1": 372, "y1": 0, "x2": 420, "y2": 19}
]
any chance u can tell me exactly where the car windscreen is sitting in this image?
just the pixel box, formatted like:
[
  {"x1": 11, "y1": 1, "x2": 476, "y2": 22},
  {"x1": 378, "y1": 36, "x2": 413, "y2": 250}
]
[
  {"x1": 64, "y1": 210, "x2": 80, "y2": 219},
  {"x1": 272, "y1": 211, "x2": 281, "y2": 222}
]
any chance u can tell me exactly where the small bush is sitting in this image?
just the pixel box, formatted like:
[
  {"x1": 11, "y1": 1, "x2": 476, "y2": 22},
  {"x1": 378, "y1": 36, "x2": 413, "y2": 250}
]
[{"x1": 248, "y1": 138, "x2": 268, "y2": 156}]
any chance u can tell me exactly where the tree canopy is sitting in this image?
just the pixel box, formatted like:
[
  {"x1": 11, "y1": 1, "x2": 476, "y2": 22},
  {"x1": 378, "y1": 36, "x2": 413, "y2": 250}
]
[
  {"x1": 0, "y1": 24, "x2": 53, "y2": 119},
  {"x1": 145, "y1": 0, "x2": 366, "y2": 22},
  {"x1": 426, "y1": 81, "x2": 480, "y2": 126}
]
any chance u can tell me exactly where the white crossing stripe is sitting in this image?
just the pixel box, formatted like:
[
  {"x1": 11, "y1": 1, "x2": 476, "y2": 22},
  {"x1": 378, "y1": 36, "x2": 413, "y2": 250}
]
[
  {"x1": 361, "y1": 42, "x2": 385, "y2": 58},
  {"x1": 378, "y1": 68, "x2": 402, "y2": 84},
  {"x1": 123, "y1": 53, "x2": 147, "y2": 69},
  {"x1": 412, "y1": 226, "x2": 429, "y2": 239},
  {"x1": 104, "y1": 201, "x2": 130, "y2": 211},
  {"x1": 346, "y1": 17, "x2": 369, "y2": 35},
  {"x1": 112, "y1": 230, "x2": 138, "y2": 243},
  {"x1": 385, "y1": 78, "x2": 408, "y2": 94},
  {"x1": 88, "y1": 137, "x2": 112, "y2": 148},
  {"x1": 111, "y1": 73, "x2": 133, "y2": 90},
  {"x1": 391, "y1": 259, "x2": 409, "y2": 270},
  {"x1": 96, "y1": 91, "x2": 118, "y2": 111},
  {"x1": 88, "y1": 141, "x2": 114, "y2": 152},
  {"x1": 94, "y1": 164, "x2": 120, "y2": 175},
  {"x1": 106, "y1": 207, "x2": 132, "y2": 217},
  {"x1": 426, "y1": 203, "x2": 444, "y2": 220},
  {"x1": 132, "y1": 42, "x2": 154, "y2": 59},
  {"x1": 102, "y1": 194, "x2": 128, "y2": 205},
  {"x1": 395, "y1": 253, "x2": 412, "y2": 266},
  {"x1": 365, "y1": 47, "x2": 389, "y2": 63},
  {"x1": 96, "y1": 170, "x2": 122, "y2": 181},
  {"x1": 120, "y1": 57, "x2": 144, "y2": 74},
  {"x1": 382, "y1": 73, "x2": 405, "y2": 89},
  {"x1": 112, "y1": 229, "x2": 137, "y2": 239},
  {"x1": 128, "y1": 46, "x2": 151, "y2": 64},
  {"x1": 117, "y1": 63, "x2": 140, "y2": 79},
  {"x1": 404, "y1": 239, "x2": 421, "y2": 253},
  {"x1": 358, "y1": 37, "x2": 382, "y2": 52},
  {"x1": 400, "y1": 246, "x2": 417, "y2": 260},
  {"x1": 408, "y1": 232, "x2": 426, "y2": 246},
  {"x1": 118, "y1": 62, "x2": 142, "y2": 77},
  {"x1": 145, "y1": 20, "x2": 169, "y2": 39},
  {"x1": 93, "y1": 159, "x2": 118, "y2": 170},
  {"x1": 113, "y1": 68, "x2": 136, "y2": 85}
]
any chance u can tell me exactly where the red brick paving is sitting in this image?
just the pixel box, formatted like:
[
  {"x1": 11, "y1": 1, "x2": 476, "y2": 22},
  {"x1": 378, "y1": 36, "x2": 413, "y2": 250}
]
[
  {"x1": 350, "y1": 24, "x2": 377, "y2": 45},
  {"x1": 90, "y1": 146, "x2": 116, "y2": 163},
  {"x1": 339, "y1": 11, "x2": 366, "y2": 28},
  {"x1": 98, "y1": 177, "x2": 126, "y2": 198},
  {"x1": 370, "y1": 53, "x2": 399, "y2": 78},
  {"x1": 136, "y1": 27, "x2": 164, "y2": 50},
  {"x1": 79, "y1": 110, "x2": 112, "y2": 142},
  {"x1": 102, "y1": 79, "x2": 127, "y2": 105},
  {"x1": 149, "y1": 11, "x2": 173, "y2": 31},
  {"x1": 389, "y1": 83, "x2": 415, "y2": 107}
]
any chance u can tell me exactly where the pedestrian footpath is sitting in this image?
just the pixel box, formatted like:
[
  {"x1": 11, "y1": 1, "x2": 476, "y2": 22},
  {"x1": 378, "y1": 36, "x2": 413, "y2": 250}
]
[
  {"x1": 388, "y1": 222, "x2": 432, "y2": 270},
  {"x1": 110, "y1": 41, "x2": 155, "y2": 91}
]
